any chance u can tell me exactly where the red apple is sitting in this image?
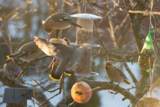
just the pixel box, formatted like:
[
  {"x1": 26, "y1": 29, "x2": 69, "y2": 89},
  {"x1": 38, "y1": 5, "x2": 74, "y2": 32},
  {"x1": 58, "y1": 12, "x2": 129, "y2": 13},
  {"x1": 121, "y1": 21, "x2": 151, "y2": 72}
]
[
  {"x1": 71, "y1": 82, "x2": 92, "y2": 103},
  {"x1": 49, "y1": 38, "x2": 68, "y2": 45}
]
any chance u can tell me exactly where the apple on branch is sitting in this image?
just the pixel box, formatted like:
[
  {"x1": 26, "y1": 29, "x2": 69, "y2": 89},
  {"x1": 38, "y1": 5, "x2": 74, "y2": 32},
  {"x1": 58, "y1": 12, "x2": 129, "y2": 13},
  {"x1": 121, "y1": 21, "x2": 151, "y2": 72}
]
[{"x1": 71, "y1": 81, "x2": 92, "y2": 103}]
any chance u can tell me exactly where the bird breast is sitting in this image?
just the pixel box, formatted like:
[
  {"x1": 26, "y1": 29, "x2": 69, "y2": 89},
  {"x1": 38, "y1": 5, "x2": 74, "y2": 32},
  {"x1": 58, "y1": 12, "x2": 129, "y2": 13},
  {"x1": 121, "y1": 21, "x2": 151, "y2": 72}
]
[{"x1": 106, "y1": 68, "x2": 124, "y2": 83}]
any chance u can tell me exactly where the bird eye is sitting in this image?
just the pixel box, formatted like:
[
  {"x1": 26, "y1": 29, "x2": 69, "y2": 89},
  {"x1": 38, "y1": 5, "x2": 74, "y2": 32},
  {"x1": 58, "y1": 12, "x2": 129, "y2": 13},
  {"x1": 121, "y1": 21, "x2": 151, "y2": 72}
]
[
  {"x1": 64, "y1": 17, "x2": 72, "y2": 20},
  {"x1": 105, "y1": 62, "x2": 111, "y2": 67},
  {"x1": 64, "y1": 17, "x2": 69, "y2": 19},
  {"x1": 105, "y1": 62, "x2": 108, "y2": 67}
]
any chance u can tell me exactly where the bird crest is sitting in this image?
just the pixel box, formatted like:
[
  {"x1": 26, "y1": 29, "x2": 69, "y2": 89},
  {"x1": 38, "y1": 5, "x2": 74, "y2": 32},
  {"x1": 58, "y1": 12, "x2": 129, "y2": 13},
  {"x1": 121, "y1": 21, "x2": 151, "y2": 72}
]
[{"x1": 105, "y1": 62, "x2": 111, "y2": 67}]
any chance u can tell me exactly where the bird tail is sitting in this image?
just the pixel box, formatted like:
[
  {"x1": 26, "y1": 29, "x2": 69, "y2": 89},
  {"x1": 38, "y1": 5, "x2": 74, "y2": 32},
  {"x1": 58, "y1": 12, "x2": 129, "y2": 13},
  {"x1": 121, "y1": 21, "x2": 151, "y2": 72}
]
[
  {"x1": 7, "y1": 54, "x2": 17, "y2": 58},
  {"x1": 64, "y1": 71, "x2": 71, "y2": 76},
  {"x1": 6, "y1": 55, "x2": 10, "y2": 59},
  {"x1": 49, "y1": 69, "x2": 72, "y2": 81},
  {"x1": 49, "y1": 74, "x2": 60, "y2": 81},
  {"x1": 82, "y1": 43, "x2": 100, "y2": 48},
  {"x1": 49, "y1": 63, "x2": 61, "y2": 81},
  {"x1": 7, "y1": 52, "x2": 23, "y2": 58},
  {"x1": 49, "y1": 71, "x2": 71, "y2": 81},
  {"x1": 70, "y1": 20, "x2": 83, "y2": 28},
  {"x1": 123, "y1": 79, "x2": 131, "y2": 85}
]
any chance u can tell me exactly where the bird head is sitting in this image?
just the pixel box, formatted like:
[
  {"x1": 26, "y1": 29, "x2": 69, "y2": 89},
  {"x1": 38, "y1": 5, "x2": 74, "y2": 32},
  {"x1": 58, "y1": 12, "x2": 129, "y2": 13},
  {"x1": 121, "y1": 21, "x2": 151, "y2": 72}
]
[
  {"x1": 105, "y1": 62, "x2": 111, "y2": 69},
  {"x1": 42, "y1": 20, "x2": 51, "y2": 33},
  {"x1": 45, "y1": 28, "x2": 51, "y2": 33},
  {"x1": 63, "y1": 16, "x2": 74, "y2": 20},
  {"x1": 5, "y1": 58, "x2": 14, "y2": 63}
]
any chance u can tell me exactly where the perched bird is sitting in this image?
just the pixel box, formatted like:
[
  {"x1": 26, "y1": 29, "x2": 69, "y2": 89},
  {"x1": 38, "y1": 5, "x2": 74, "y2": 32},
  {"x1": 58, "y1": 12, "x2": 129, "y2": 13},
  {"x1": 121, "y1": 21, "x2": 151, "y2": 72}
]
[
  {"x1": 3, "y1": 58, "x2": 21, "y2": 76},
  {"x1": 104, "y1": 62, "x2": 131, "y2": 85},
  {"x1": 49, "y1": 37, "x2": 75, "y2": 80},
  {"x1": 34, "y1": 36, "x2": 90, "y2": 81},
  {"x1": 3, "y1": 58, "x2": 25, "y2": 83},
  {"x1": 7, "y1": 41, "x2": 42, "y2": 62},
  {"x1": 42, "y1": 12, "x2": 82, "y2": 38}
]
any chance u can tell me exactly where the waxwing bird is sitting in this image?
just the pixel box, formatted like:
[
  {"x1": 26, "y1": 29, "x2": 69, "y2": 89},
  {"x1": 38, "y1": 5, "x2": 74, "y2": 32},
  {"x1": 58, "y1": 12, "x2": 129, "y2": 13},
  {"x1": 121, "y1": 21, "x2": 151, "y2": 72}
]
[
  {"x1": 7, "y1": 41, "x2": 42, "y2": 62},
  {"x1": 34, "y1": 36, "x2": 90, "y2": 81},
  {"x1": 3, "y1": 58, "x2": 21, "y2": 76},
  {"x1": 49, "y1": 37, "x2": 76, "y2": 80},
  {"x1": 42, "y1": 12, "x2": 82, "y2": 38},
  {"x1": 48, "y1": 44, "x2": 87, "y2": 81},
  {"x1": 104, "y1": 62, "x2": 131, "y2": 85},
  {"x1": 3, "y1": 58, "x2": 24, "y2": 83}
]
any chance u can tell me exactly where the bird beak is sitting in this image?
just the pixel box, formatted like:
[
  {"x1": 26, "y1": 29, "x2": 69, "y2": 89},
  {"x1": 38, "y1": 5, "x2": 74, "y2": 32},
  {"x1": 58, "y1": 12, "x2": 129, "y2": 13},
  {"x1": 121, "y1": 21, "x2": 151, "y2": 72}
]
[
  {"x1": 42, "y1": 20, "x2": 45, "y2": 25},
  {"x1": 70, "y1": 20, "x2": 83, "y2": 28}
]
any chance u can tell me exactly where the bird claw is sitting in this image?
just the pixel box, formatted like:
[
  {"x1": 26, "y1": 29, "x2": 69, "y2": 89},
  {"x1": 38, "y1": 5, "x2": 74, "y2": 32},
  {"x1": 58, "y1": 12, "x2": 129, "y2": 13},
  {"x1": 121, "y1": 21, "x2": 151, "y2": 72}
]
[
  {"x1": 116, "y1": 83, "x2": 120, "y2": 88},
  {"x1": 109, "y1": 81, "x2": 113, "y2": 84},
  {"x1": 107, "y1": 90, "x2": 114, "y2": 94}
]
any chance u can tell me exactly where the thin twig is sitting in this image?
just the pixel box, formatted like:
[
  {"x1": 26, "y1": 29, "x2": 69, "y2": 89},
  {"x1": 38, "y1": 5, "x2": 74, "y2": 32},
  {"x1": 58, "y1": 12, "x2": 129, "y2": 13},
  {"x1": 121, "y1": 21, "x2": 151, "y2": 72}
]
[
  {"x1": 16, "y1": 55, "x2": 52, "y2": 80},
  {"x1": 98, "y1": 8, "x2": 115, "y2": 25},
  {"x1": 38, "y1": 73, "x2": 65, "y2": 107},
  {"x1": 94, "y1": 20, "x2": 122, "y2": 59},
  {"x1": 106, "y1": 0, "x2": 119, "y2": 50},
  {"x1": 68, "y1": 101, "x2": 77, "y2": 107},
  {"x1": 30, "y1": 77, "x2": 60, "y2": 93},
  {"x1": 124, "y1": 63, "x2": 138, "y2": 84},
  {"x1": 128, "y1": 10, "x2": 160, "y2": 15},
  {"x1": 0, "y1": 31, "x2": 11, "y2": 52}
]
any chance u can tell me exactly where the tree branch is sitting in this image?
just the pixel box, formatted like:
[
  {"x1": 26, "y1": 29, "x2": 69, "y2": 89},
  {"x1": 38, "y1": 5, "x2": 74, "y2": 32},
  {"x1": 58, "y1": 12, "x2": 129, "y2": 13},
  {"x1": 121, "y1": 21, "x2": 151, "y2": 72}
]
[
  {"x1": 79, "y1": 79, "x2": 139, "y2": 104},
  {"x1": 0, "y1": 71, "x2": 53, "y2": 107}
]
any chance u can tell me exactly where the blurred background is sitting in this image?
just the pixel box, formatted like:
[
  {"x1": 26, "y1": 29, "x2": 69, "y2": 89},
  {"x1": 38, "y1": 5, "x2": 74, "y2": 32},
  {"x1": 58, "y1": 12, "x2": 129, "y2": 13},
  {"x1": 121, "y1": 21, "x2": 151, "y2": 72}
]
[{"x1": 0, "y1": 0, "x2": 160, "y2": 107}]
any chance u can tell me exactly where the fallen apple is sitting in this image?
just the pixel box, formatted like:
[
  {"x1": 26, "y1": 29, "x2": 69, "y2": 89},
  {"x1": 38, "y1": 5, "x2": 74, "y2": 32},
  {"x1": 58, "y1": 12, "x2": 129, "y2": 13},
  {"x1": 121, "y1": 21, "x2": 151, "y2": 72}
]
[
  {"x1": 49, "y1": 38, "x2": 68, "y2": 45},
  {"x1": 71, "y1": 81, "x2": 92, "y2": 103}
]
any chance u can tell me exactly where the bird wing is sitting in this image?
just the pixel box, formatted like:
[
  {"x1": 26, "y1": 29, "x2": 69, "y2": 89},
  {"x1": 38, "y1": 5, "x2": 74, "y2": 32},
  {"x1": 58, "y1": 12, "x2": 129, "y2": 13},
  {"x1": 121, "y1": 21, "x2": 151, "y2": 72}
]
[
  {"x1": 9, "y1": 41, "x2": 41, "y2": 58},
  {"x1": 5, "y1": 64, "x2": 17, "y2": 74},
  {"x1": 18, "y1": 42, "x2": 40, "y2": 54},
  {"x1": 9, "y1": 51, "x2": 22, "y2": 58},
  {"x1": 40, "y1": 43, "x2": 55, "y2": 56},
  {"x1": 115, "y1": 67, "x2": 128, "y2": 79},
  {"x1": 65, "y1": 45, "x2": 87, "y2": 70},
  {"x1": 76, "y1": 45, "x2": 88, "y2": 56},
  {"x1": 12, "y1": 51, "x2": 38, "y2": 58},
  {"x1": 35, "y1": 39, "x2": 55, "y2": 56},
  {"x1": 50, "y1": 12, "x2": 71, "y2": 22},
  {"x1": 50, "y1": 43, "x2": 70, "y2": 59}
]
